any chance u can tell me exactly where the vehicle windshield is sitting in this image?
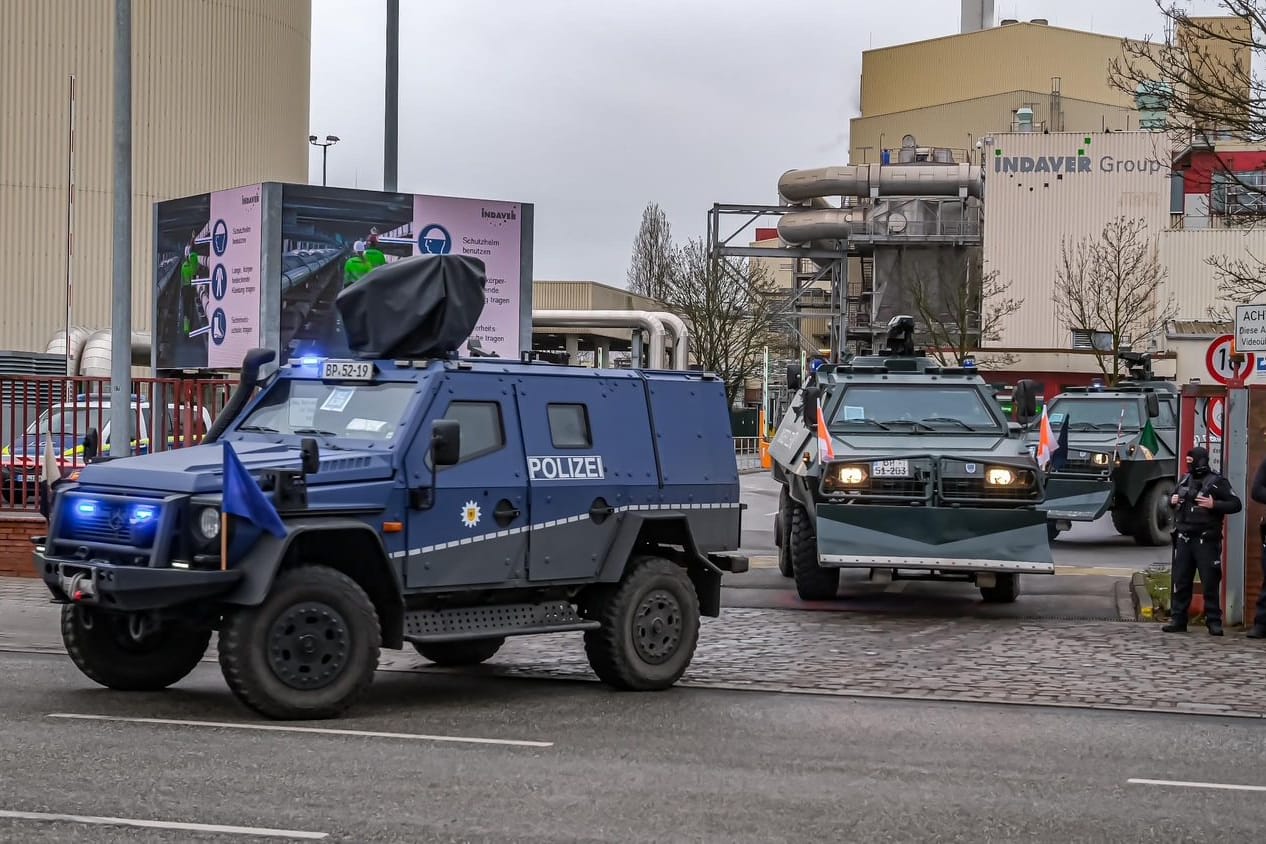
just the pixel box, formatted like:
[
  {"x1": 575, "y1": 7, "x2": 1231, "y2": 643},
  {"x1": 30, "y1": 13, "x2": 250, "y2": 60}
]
[
  {"x1": 829, "y1": 385, "x2": 1001, "y2": 432},
  {"x1": 1047, "y1": 398, "x2": 1141, "y2": 431},
  {"x1": 236, "y1": 379, "x2": 415, "y2": 443},
  {"x1": 24, "y1": 407, "x2": 99, "y2": 437}
]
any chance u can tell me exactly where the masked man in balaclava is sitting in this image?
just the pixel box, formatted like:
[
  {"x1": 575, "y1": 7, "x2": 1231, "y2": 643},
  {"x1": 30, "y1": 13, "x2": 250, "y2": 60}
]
[{"x1": 1164, "y1": 446, "x2": 1242, "y2": 636}]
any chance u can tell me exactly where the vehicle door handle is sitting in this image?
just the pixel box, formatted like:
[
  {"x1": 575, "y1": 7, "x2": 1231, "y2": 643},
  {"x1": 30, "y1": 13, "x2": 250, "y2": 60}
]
[
  {"x1": 494, "y1": 499, "x2": 520, "y2": 527},
  {"x1": 589, "y1": 498, "x2": 615, "y2": 523}
]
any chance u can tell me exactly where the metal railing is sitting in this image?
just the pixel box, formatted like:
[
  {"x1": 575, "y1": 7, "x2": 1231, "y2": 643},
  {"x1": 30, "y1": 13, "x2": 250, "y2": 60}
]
[
  {"x1": 734, "y1": 436, "x2": 762, "y2": 471},
  {"x1": 0, "y1": 375, "x2": 235, "y2": 512}
]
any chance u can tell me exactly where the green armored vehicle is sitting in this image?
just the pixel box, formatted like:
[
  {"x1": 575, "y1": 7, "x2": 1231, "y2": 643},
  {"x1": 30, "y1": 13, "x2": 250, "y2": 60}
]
[
  {"x1": 1030, "y1": 351, "x2": 1178, "y2": 546},
  {"x1": 769, "y1": 316, "x2": 1052, "y2": 604}
]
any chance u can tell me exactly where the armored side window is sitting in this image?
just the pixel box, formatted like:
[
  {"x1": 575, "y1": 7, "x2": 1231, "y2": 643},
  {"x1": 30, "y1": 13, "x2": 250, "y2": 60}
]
[
  {"x1": 547, "y1": 403, "x2": 591, "y2": 448},
  {"x1": 442, "y1": 400, "x2": 505, "y2": 463},
  {"x1": 1156, "y1": 398, "x2": 1177, "y2": 429}
]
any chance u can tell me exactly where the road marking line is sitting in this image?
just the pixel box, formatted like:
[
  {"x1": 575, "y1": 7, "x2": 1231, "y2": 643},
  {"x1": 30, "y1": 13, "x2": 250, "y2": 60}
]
[
  {"x1": 45, "y1": 713, "x2": 553, "y2": 748},
  {"x1": 1128, "y1": 778, "x2": 1266, "y2": 793},
  {"x1": 0, "y1": 809, "x2": 327, "y2": 839}
]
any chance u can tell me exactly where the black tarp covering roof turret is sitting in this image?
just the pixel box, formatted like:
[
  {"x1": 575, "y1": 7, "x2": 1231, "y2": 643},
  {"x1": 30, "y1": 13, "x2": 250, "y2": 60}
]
[{"x1": 334, "y1": 253, "x2": 487, "y2": 359}]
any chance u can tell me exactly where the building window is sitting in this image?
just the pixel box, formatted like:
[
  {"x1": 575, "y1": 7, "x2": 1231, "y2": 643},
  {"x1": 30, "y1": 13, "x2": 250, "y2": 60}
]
[
  {"x1": 1070, "y1": 330, "x2": 1121, "y2": 352},
  {"x1": 547, "y1": 403, "x2": 592, "y2": 448},
  {"x1": 441, "y1": 401, "x2": 504, "y2": 464}
]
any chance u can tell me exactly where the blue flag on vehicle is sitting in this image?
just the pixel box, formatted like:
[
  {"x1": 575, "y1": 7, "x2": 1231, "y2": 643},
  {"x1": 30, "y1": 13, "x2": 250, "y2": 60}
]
[
  {"x1": 1050, "y1": 415, "x2": 1070, "y2": 472},
  {"x1": 222, "y1": 441, "x2": 287, "y2": 538}
]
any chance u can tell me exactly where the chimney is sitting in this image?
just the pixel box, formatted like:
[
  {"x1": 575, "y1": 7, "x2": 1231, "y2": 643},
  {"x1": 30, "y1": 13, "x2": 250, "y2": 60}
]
[{"x1": 960, "y1": 0, "x2": 995, "y2": 33}]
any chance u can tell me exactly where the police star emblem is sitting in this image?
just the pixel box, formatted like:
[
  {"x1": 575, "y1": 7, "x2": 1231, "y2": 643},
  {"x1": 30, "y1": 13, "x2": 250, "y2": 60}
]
[{"x1": 461, "y1": 500, "x2": 481, "y2": 529}]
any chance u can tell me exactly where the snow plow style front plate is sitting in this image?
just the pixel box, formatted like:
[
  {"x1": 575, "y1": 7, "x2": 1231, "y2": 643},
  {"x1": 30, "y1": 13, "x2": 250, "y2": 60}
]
[
  {"x1": 1037, "y1": 477, "x2": 1114, "y2": 522},
  {"x1": 815, "y1": 503, "x2": 1055, "y2": 573}
]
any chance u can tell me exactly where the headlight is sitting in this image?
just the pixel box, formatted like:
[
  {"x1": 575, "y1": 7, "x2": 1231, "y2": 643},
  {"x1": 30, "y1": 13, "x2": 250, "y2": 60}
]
[
  {"x1": 836, "y1": 465, "x2": 868, "y2": 485},
  {"x1": 986, "y1": 467, "x2": 1016, "y2": 486},
  {"x1": 1091, "y1": 453, "x2": 1109, "y2": 466},
  {"x1": 196, "y1": 506, "x2": 221, "y2": 540}
]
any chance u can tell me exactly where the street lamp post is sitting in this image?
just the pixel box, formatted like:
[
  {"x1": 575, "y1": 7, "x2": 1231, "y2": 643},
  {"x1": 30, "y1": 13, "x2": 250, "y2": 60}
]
[{"x1": 308, "y1": 134, "x2": 339, "y2": 186}]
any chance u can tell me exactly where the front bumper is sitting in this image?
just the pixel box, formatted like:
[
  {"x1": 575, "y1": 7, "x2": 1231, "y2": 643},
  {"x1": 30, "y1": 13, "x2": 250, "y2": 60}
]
[
  {"x1": 1036, "y1": 476, "x2": 1114, "y2": 522},
  {"x1": 814, "y1": 503, "x2": 1055, "y2": 574},
  {"x1": 32, "y1": 544, "x2": 241, "y2": 612}
]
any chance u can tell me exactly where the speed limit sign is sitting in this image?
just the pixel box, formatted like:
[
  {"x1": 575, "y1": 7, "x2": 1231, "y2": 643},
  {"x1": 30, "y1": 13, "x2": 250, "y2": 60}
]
[
  {"x1": 1206, "y1": 334, "x2": 1255, "y2": 385},
  {"x1": 1207, "y1": 396, "x2": 1224, "y2": 437}
]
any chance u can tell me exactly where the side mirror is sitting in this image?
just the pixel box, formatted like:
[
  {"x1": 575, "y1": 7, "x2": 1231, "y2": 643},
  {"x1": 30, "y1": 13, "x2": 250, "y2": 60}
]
[
  {"x1": 431, "y1": 419, "x2": 461, "y2": 467},
  {"x1": 1012, "y1": 379, "x2": 1039, "y2": 424},
  {"x1": 1145, "y1": 392, "x2": 1160, "y2": 419},
  {"x1": 300, "y1": 437, "x2": 320, "y2": 475},
  {"x1": 82, "y1": 428, "x2": 99, "y2": 461},
  {"x1": 786, "y1": 364, "x2": 802, "y2": 393},
  {"x1": 803, "y1": 386, "x2": 820, "y2": 432}
]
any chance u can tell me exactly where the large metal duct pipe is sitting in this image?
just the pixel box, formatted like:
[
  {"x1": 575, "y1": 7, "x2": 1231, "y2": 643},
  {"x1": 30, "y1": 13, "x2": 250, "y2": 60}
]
[
  {"x1": 650, "y1": 311, "x2": 690, "y2": 370},
  {"x1": 777, "y1": 163, "x2": 983, "y2": 203},
  {"x1": 45, "y1": 326, "x2": 94, "y2": 375},
  {"x1": 532, "y1": 310, "x2": 668, "y2": 369},
  {"x1": 77, "y1": 329, "x2": 154, "y2": 378}
]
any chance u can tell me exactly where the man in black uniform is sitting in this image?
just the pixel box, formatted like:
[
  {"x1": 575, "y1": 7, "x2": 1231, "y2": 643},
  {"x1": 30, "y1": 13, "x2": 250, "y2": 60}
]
[
  {"x1": 1246, "y1": 454, "x2": 1266, "y2": 639},
  {"x1": 1163, "y1": 446, "x2": 1242, "y2": 636}
]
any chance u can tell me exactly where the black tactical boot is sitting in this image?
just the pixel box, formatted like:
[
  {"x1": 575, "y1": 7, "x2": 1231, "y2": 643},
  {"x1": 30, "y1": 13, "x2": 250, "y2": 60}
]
[
  {"x1": 1247, "y1": 625, "x2": 1266, "y2": 639},
  {"x1": 1162, "y1": 621, "x2": 1187, "y2": 633},
  {"x1": 1207, "y1": 621, "x2": 1224, "y2": 636}
]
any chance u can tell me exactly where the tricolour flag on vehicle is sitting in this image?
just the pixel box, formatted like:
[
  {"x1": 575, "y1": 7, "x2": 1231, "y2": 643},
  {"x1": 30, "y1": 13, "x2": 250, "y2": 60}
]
[
  {"x1": 1035, "y1": 404, "x2": 1055, "y2": 468},
  {"x1": 816, "y1": 405, "x2": 835, "y2": 460}
]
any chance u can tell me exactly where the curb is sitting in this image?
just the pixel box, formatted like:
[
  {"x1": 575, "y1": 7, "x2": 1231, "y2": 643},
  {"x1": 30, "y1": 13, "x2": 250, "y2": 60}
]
[{"x1": 1131, "y1": 571, "x2": 1155, "y2": 622}]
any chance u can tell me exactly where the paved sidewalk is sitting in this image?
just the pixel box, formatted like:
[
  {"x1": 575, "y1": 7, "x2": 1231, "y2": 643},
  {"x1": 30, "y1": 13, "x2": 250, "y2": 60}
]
[{"x1": 5, "y1": 576, "x2": 1264, "y2": 718}]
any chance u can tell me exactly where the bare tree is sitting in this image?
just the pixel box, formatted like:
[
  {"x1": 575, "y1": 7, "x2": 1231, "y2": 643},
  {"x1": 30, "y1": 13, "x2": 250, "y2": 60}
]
[
  {"x1": 1053, "y1": 216, "x2": 1178, "y2": 383},
  {"x1": 662, "y1": 238, "x2": 783, "y2": 405},
  {"x1": 626, "y1": 202, "x2": 675, "y2": 301},
  {"x1": 907, "y1": 251, "x2": 1023, "y2": 368},
  {"x1": 1110, "y1": 3, "x2": 1266, "y2": 301}
]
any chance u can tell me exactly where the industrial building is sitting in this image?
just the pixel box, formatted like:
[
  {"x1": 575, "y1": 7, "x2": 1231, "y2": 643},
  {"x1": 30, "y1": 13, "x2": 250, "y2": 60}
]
[
  {"x1": 0, "y1": 0, "x2": 311, "y2": 365},
  {"x1": 717, "y1": 3, "x2": 1266, "y2": 408}
]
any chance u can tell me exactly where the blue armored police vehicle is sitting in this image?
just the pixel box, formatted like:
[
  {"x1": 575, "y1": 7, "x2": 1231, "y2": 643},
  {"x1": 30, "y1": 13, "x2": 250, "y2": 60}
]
[
  {"x1": 32, "y1": 254, "x2": 746, "y2": 720},
  {"x1": 769, "y1": 316, "x2": 1052, "y2": 604}
]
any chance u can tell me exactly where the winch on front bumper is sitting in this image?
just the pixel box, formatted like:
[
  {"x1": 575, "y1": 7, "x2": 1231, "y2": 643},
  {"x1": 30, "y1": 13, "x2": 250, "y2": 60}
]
[{"x1": 32, "y1": 489, "x2": 240, "y2": 612}]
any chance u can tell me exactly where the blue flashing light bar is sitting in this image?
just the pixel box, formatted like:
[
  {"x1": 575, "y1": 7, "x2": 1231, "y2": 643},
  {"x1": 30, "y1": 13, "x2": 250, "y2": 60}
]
[
  {"x1": 75, "y1": 500, "x2": 97, "y2": 515},
  {"x1": 130, "y1": 505, "x2": 156, "y2": 524},
  {"x1": 299, "y1": 356, "x2": 322, "y2": 366}
]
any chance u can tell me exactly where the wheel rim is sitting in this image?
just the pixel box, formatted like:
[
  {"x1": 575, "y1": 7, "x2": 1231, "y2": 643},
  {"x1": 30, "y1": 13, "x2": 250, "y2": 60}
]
[
  {"x1": 1155, "y1": 495, "x2": 1173, "y2": 533},
  {"x1": 266, "y1": 601, "x2": 350, "y2": 690},
  {"x1": 632, "y1": 588, "x2": 683, "y2": 665}
]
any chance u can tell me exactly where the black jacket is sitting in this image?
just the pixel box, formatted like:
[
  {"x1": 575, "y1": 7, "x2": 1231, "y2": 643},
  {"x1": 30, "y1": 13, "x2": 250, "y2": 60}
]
[
  {"x1": 1171, "y1": 470, "x2": 1242, "y2": 535},
  {"x1": 1251, "y1": 457, "x2": 1266, "y2": 505}
]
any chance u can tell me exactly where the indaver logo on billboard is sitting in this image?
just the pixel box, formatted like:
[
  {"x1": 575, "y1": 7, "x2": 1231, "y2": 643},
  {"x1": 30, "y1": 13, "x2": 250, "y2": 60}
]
[{"x1": 993, "y1": 135, "x2": 1166, "y2": 175}]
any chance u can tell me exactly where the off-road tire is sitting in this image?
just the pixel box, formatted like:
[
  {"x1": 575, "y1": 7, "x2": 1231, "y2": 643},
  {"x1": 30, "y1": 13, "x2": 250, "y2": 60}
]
[
  {"x1": 1131, "y1": 481, "x2": 1173, "y2": 547},
  {"x1": 979, "y1": 573, "x2": 1020, "y2": 603},
  {"x1": 582, "y1": 556, "x2": 700, "y2": 691},
  {"x1": 412, "y1": 637, "x2": 505, "y2": 666},
  {"x1": 218, "y1": 565, "x2": 380, "y2": 720},
  {"x1": 1110, "y1": 506, "x2": 1133, "y2": 536},
  {"x1": 61, "y1": 604, "x2": 211, "y2": 691},
  {"x1": 776, "y1": 486, "x2": 794, "y2": 578},
  {"x1": 789, "y1": 501, "x2": 839, "y2": 601}
]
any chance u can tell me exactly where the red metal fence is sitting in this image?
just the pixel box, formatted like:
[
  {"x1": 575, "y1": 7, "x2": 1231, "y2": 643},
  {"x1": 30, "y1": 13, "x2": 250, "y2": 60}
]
[{"x1": 0, "y1": 375, "x2": 236, "y2": 512}]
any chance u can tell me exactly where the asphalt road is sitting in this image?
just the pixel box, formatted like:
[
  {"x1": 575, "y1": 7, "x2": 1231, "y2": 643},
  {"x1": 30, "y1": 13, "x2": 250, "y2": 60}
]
[{"x1": 1, "y1": 650, "x2": 1264, "y2": 842}]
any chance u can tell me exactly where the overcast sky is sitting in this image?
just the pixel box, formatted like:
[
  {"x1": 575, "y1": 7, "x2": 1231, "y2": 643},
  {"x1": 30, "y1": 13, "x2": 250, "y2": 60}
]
[{"x1": 308, "y1": 0, "x2": 1229, "y2": 287}]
